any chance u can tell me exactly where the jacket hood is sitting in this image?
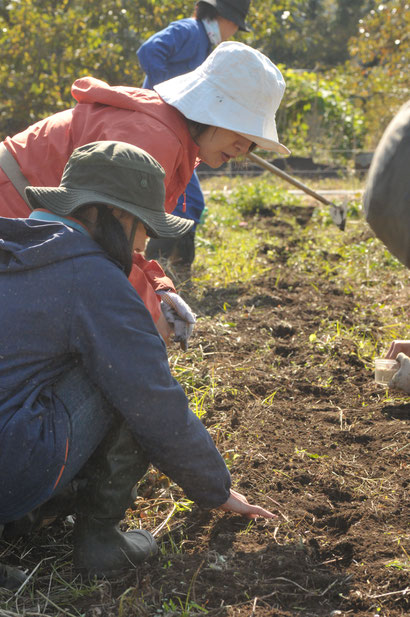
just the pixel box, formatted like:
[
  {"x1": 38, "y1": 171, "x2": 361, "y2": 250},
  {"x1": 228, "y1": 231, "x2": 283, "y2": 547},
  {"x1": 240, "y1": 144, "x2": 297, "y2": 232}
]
[
  {"x1": 0, "y1": 218, "x2": 104, "y2": 272},
  {"x1": 71, "y1": 76, "x2": 190, "y2": 137}
]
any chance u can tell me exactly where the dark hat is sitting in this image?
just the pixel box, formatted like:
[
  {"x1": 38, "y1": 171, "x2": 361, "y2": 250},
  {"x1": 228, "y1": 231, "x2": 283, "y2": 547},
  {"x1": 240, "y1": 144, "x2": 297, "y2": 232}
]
[
  {"x1": 200, "y1": 0, "x2": 251, "y2": 32},
  {"x1": 25, "y1": 141, "x2": 194, "y2": 239}
]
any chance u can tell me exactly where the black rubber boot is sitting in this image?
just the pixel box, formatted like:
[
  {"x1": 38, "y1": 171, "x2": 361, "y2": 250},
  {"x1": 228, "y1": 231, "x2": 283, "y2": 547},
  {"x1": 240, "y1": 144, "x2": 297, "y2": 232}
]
[
  {"x1": 145, "y1": 236, "x2": 180, "y2": 263},
  {"x1": 73, "y1": 423, "x2": 158, "y2": 577},
  {"x1": 145, "y1": 229, "x2": 196, "y2": 265},
  {"x1": 0, "y1": 525, "x2": 28, "y2": 590}
]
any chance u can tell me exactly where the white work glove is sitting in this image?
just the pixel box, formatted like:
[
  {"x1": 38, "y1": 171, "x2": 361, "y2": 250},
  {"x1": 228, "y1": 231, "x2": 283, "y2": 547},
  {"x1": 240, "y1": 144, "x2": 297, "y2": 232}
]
[
  {"x1": 389, "y1": 352, "x2": 410, "y2": 393},
  {"x1": 157, "y1": 291, "x2": 196, "y2": 351}
]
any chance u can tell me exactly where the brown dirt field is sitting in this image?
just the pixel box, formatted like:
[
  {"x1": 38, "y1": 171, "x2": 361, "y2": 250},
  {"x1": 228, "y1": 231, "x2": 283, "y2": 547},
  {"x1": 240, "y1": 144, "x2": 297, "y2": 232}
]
[
  {"x1": 134, "y1": 210, "x2": 409, "y2": 617},
  {"x1": 0, "y1": 207, "x2": 408, "y2": 617}
]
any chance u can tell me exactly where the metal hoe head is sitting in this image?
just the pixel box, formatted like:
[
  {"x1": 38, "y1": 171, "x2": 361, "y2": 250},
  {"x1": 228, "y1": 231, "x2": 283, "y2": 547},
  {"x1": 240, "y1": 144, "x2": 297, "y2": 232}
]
[
  {"x1": 329, "y1": 198, "x2": 348, "y2": 231},
  {"x1": 246, "y1": 152, "x2": 349, "y2": 231}
]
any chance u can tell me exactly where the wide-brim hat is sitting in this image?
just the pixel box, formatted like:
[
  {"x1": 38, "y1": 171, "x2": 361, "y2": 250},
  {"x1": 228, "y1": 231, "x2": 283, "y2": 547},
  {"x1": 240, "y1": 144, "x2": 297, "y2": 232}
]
[
  {"x1": 201, "y1": 0, "x2": 251, "y2": 32},
  {"x1": 155, "y1": 41, "x2": 290, "y2": 155},
  {"x1": 25, "y1": 141, "x2": 194, "y2": 239}
]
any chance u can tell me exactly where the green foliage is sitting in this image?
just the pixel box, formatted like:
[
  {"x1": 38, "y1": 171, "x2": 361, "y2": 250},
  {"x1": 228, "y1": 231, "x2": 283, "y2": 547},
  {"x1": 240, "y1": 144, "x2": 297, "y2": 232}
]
[
  {"x1": 247, "y1": 0, "x2": 374, "y2": 68},
  {"x1": 228, "y1": 179, "x2": 302, "y2": 216},
  {"x1": 194, "y1": 192, "x2": 268, "y2": 291},
  {"x1": 0, "y1": 0, "x2": 407, "y2": 156},
  {"x1": 279, "y1": 67, "x2": 366, "y2": 158},
  {"x1": 161, "y1": 596, "x2": 208, "y2": 615},
  {"x1": 0, "y1": 0, "x2": 194, "y2": 136},
  {"x1": 384, "y1": 559, "x2": 410, "y2": 571},
  {"x1": 0, "y1": 0, "x2": 145, "y2": 135},
  {"x1": 346, "y1": 0, "x2": 410, "y2": 146}
]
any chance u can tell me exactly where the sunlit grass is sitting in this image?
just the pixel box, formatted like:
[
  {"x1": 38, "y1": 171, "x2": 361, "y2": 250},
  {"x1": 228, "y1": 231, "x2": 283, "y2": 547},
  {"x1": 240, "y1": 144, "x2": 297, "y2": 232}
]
[{"x1": 194, "y1": 230, "x2": 268, "y2": 292}]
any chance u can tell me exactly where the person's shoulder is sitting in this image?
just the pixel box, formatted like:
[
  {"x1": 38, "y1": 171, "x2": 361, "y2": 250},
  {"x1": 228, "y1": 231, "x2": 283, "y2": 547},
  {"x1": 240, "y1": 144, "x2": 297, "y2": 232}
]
[
  {"x1": 169, "y1": 17, "x2": 198, "y2": 29},
  {"x1": 73, "y1": 248, "x2": 126, "y2": 285},
  {"x1": 167, "y1": 17, "x2": 202, "y2": 37},
  {"x1": 73, "y1": 250, "x2": 140, "y2": 309},
  {"x1": 73, "y1": 252, "x2": 146, "y2": 317},
  {"x1": 147, "y1": 17, "x2": 196, "y2": 38}
]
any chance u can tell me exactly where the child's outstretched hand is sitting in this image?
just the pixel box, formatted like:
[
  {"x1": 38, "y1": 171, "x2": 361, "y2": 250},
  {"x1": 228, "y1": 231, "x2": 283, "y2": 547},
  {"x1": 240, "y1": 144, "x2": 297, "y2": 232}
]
[{"x1": 218, "y1": 489, "x2": 276, "y2": 519}]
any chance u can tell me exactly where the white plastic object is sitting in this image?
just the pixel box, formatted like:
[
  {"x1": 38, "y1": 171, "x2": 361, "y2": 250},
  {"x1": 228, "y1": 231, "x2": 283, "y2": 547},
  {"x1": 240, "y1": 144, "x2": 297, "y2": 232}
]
[{"x1": 374, "y1": 358, "x2": 399, "y2": 385}]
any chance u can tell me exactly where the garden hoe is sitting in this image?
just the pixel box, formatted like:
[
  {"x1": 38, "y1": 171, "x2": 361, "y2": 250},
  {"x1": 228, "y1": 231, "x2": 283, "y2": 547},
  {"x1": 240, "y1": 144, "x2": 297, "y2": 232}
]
[{"x1": 246, "y1": 151, "x2": 348, "y2": 231}]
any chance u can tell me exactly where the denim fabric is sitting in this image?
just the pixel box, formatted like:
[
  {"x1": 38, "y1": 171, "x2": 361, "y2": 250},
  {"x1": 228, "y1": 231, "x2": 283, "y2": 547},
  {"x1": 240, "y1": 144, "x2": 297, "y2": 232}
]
[{"x1": 51, "y1": 366, "x2": 115, "y2": 495}]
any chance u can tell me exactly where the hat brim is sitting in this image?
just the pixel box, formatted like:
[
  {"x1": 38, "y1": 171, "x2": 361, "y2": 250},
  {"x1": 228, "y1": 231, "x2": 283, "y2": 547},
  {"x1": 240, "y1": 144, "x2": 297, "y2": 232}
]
[
  {"x1": 155, "y1": 77, "x2": 290, "y2": 155},
  {"x1": 204, "y1": 0, "x2": 251, "y2": 31},
  {"x1": 237, "y1": 132, "x2": 290, "y2": 155},
  {"x1": 25, "y1": 186, "x2": 194, "y2": 239}
]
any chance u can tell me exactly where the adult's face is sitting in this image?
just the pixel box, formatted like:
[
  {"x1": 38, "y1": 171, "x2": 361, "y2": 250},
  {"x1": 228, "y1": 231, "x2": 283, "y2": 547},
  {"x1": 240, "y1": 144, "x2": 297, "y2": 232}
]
[{"x1": 196, "y1": 127, "x2": 253, "y2": 168}]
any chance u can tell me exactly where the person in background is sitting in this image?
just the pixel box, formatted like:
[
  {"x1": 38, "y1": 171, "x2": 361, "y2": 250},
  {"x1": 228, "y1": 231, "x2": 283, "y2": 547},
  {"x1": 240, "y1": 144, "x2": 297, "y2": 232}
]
[
  {"x1": 0, "y1": 141, "x2": 275, "y2": 589},
  {"x1": 0, "y1": 41, "x2": 288, "y2": 349},
  {"x1": 363, "y1": 100, "x2": 410, "y2": 391},
  {"x1": 138, "y1": 0, "x2": 251, "y2": 277}
]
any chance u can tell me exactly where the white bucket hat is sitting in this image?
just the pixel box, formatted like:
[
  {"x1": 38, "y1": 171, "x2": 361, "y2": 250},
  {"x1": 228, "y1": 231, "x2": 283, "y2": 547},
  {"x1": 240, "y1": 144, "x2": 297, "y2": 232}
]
[{"x1": 154, "y1": 41, "x2": 290, "y2": 155}]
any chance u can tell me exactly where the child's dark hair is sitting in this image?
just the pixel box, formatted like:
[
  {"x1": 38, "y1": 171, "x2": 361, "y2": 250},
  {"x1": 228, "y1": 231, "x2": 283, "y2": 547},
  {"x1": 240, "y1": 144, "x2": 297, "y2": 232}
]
[
  {"x1": 194, "y1": 1, "x2": 219, "y2": 21},
  {"x1": 76, "y1": 204, "x2": 133, "y2": 277}
]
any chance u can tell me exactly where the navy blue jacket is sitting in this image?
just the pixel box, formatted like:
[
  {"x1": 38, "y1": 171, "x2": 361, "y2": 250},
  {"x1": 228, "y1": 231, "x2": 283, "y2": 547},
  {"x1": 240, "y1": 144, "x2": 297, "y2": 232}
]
[
  {"x1": 0, "y1": 218, "x2": 230, "y2": 522},
  {"x1": 137, "y1": 18, "x2": 211, "y2": 90}
]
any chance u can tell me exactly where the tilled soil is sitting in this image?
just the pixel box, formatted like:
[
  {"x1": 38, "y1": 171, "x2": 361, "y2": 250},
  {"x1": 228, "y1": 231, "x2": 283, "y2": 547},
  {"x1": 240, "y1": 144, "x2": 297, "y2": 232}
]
[
  {"x1": 133, "y1": 210, "x2": 409, "y2": 617},
  {"x1": 0, "y1": 207, "x2": 408, "y2": 617}
]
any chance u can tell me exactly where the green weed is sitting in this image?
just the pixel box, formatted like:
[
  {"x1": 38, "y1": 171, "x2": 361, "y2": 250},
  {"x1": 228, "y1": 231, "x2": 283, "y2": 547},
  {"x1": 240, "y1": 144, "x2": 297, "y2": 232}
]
[
  {"x1": 228, "y1": 179, "x2": 303, "y2": 216},
  {"x1": 384, "y1": 560, "x2": 410, "y2": 571}
]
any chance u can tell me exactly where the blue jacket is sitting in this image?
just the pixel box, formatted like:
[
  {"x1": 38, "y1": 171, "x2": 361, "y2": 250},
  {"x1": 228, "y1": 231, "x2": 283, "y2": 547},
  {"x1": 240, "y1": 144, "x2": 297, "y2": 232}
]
[
  {"x1": 0, "y1": 217, "x2": 230, "y2": 522},
  {"x1": 137, "y1": 18, "x2": 212, "y2": 225},
  {"x1": 137, "y1": 18, "x2": 211, "y2": 90}
]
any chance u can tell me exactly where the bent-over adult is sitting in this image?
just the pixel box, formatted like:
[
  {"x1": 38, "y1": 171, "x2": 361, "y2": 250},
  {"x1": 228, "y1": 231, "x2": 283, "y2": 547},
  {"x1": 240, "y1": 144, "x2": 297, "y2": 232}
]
[{"x1": 0, "y1": 41, "x2": 289, "y2": 347}]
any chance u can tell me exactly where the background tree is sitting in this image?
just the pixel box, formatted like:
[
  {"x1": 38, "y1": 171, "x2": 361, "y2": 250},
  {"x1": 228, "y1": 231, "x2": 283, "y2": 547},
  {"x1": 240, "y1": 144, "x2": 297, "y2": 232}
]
[
  {"x1": 346, "y1": 0, "x2": 410, "y2": 147},
  {"x1": 0, "y1": 0, "x2": 155, "y2": 135},
  {"x1": 0, "y1": 0, "x2": 408, "y2": 157},
  {"x1": 276, "y1": 67, "x2": 366, "y2": 160},
  {"x1": 247, "y1": 0, "x2": 375, "y2": 68}
]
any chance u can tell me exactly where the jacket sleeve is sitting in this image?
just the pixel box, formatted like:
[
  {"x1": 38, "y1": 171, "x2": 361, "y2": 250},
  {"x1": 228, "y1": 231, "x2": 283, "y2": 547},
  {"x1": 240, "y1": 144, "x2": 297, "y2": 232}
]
[
  {"x1": 70, "y1": 257, "x2": 231, "y2": 509},
  {"x1": 132, "y1": 253, "x2": 176, "y2": 294},
  {"x1": 137, "y1": 22, "x2": 198, "y2": 87},
  {"x1": 128, "y1": 262, "x2": 161, "y2": 323},
  {"x1": 128, "y1": 255, "x2": 177, "y2": 324}
]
